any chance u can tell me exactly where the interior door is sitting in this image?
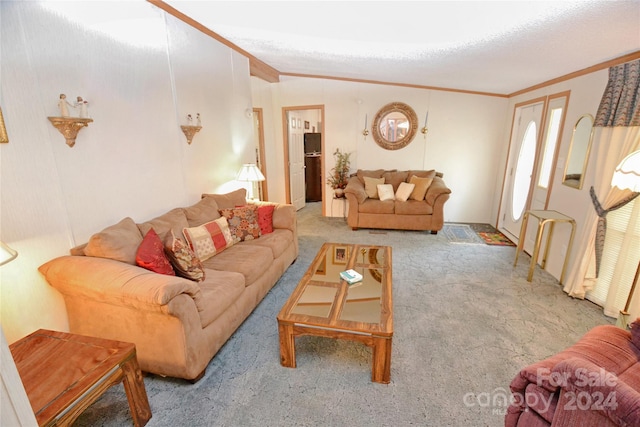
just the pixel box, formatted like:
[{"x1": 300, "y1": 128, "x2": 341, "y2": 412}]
[
  {"x1": 500, "y1": 102, "x2": 544, "y2": 240},
  {"x1": 288, "y1": 112, "x2": 305, "y2": 210}
]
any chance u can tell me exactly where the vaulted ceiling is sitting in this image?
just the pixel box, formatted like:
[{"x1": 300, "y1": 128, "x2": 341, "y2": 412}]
[{"x1": 162, "y1": 0, "x2": 640, "y2": 95}]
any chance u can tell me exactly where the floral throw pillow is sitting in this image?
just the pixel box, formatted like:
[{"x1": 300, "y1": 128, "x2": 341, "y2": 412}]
[
  {"x1": 136, "y1": 228, "x2": 175, "y2": 276},
  {"x1": 164, "y1": 230, "x2": 205, "y2": 282},
  {"x1": 219, "y1": 205, "x2": 261, "y2": 243}
]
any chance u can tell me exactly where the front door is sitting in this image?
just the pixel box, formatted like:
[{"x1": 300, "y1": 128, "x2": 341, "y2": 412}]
[{"x1": 500, "y1": 101, "x2": 544, "y2": 240}]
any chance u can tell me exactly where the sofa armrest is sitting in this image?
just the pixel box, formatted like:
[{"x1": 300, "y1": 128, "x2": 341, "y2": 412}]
[
  {"x1": 552, "y1": 358, "x2": 640, "y2": 426},
  {"x1": 425, "y1": 176, "x2": 452, "y2": 206},
  {"x1": 345, "y1": 176, "x2": 367, "y2": 204},
  {"x1": 39, "y1": 255, "x2": 204, "y2": 313}
]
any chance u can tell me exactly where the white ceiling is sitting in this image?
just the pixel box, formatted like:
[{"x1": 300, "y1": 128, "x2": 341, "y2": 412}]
[{"x1": 166, "y1": 1, "x2": 640, "y2": 95}]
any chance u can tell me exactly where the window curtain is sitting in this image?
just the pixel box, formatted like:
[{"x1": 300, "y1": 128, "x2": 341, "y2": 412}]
[{"x1": 563, "y1": 59, "x2": 640, "y2": 300}]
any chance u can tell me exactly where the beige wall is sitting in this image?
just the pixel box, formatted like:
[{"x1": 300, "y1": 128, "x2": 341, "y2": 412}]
[{"x1": 0, "y1": 2, "x2": 255, "y2": 344}]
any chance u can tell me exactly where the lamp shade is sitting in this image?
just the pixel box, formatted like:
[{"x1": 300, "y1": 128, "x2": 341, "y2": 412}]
[
  {"x1": 0, "y1": 241, "x2": 17, "y2": 266},
  {"x1": 236, "y1": 164, "x2": 265, "y2": 182},
  {"x1": 612, "y1": 150, "x2": 640, "y2": 191}
]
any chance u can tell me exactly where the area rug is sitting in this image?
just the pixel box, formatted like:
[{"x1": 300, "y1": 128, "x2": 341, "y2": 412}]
[
  {"x1": 442, "y1": 223, "x2": 484, "y2": 244},
  {"x1": 477, "y1": 231, "x2": 516, "y2": 246}
]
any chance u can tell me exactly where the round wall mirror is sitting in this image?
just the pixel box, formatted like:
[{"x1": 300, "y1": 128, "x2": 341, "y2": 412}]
[
  {"x1": 371, "y1": 102, "x2": 418, "y2": 150},
  {"x1": 562, "y1": 114, "x2": 594, "y2": 190}
]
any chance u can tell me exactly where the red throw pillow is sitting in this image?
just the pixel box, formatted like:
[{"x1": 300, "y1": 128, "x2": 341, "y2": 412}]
[
  {"x1": 631, "y1": 318, "x2": 640, "y2": 348},
  {"x1": 136, "y1": 229, "x2": 175, "y2": 276},
  {"x1": 258, "y1": 205, "x2": 275, "y2": 234}
]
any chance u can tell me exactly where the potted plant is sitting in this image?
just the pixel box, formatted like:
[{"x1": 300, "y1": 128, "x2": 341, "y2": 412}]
[{"x1": 327, "y1": 148, "x2": 351, "y2": 198}]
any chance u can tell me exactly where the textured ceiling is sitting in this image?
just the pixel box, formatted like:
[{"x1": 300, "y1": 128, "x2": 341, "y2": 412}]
[{"x1": 165, "y1": 0, "x2": 640, "y2": 95}]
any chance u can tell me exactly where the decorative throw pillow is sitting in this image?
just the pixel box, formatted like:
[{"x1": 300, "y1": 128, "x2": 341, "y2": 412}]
[
  {"x1": 84, "y1": 217, "x2": 143, "y2": 265},
  {"x1": 409, "y1": 175, "x2": 433, "y2": 201},
  {"x1": 164, "y1": 230, "x2": 205, "y2": 282},
  {"x1": 257, "y1": 205, "x2": 275, "y2": 235},
  {"x1": 377, "y1": 184, "x2": 395, "y2": 201},
  {"x1": 395, "y1": 182, "x2": 415, "y2": 202},
  {"x1": 136, "y1": 229, "x2": 175, "y2": 275},
  {"x1": 219, "y1": 205, "x2": 261, "y2": 243},
  {"x1": 183, "y1": 217, "x2": 234, "y2": 261},
  {"x1": 630, "y1": 318, "x2": 640, "y2": 348},
  {"x1": 364, "y1": 176, "x2": 385, "y2": 199}
]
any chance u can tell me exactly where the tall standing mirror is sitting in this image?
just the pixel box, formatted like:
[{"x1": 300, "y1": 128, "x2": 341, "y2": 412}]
[
  {"x1": 371, "y1": 102, "x2": 418, "y2": 150},
  {"x1": 563, "y1": 114, "x2": 594, "y2": 189}
]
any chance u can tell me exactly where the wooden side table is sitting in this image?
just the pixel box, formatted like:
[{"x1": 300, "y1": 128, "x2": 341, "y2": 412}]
[
  {"x1": 513, "y1": 210, "x2": 576, "y2": 285},
  {"x1": 9, "y1": 329, "x2": 151, "y2": 427}
]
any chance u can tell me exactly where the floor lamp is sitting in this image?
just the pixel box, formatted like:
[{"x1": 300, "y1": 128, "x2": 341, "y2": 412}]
[{"x1": 611, "y1": 150, "x2": 640, "y2": 329}]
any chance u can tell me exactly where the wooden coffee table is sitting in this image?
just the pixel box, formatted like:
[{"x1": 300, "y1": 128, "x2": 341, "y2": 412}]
[
  {"x1": 9, "y1": 329, "x2": 151, "y2": 426},
  {"x1": 277, "y1": 243, "x2": 393, "y2": 383}
]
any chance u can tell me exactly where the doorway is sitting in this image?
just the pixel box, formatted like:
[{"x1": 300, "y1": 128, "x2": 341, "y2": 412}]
[{"x1": 282, "y1": 105, "x2": 325, "y2": 212}]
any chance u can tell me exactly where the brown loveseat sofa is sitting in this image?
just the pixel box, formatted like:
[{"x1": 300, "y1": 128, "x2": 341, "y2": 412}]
[
  {"x1": 39, "y1": 189, "x2": 298, "y2": 381},
  {"x1": 506, "y1": 320, "x2": 640, "y2": 427},
  {"x1": 344, "y1": 169, "x2": 451, "y2": 233}
]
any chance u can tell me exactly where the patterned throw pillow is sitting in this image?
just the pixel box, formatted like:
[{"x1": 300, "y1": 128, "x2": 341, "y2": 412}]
[
  {"x1": 257, "y1": 205, "x2": 275, "y2": 235},
  {"x1": 219, "y1": 205, "x2": 261, "y2": 243},
  {"x1": 183, "y1": 217, "x2": 234, "y2": 261},
  {"x1": 164, "y1": 230, "x2": 205, "y2": 282},
  {"x1": 136, "y1": 229, "x2": 175, "y2": 276}
]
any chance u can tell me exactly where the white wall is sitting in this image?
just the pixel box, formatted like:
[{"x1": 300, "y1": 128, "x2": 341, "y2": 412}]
[
  {"x1": 252, "y1": 77, "x2": 510, "y2": 223},
  {"x1": 253, "y1": 69, "x2": 610, "y2": 284},
  {"x1": 0, "y1": 2, "x2": 255, "y2": 344}
]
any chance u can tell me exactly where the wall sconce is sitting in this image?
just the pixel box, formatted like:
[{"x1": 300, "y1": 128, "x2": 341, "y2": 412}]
[
  {"x1": 236, "y1": 163, "x2": 265, "y2": 200},
  {"x1": 181, "y1": 113, "x2": 202, "y2": 145},
  {"x1": 420, "y1": 111, "x2": 429, "y2": 138},
  {"x1": 48, "y1": 117, "x2": 93, "y2": 147},
  {"x1": 362, "y1": 114, "x2": 369, "y2": 139},
  {"x1": 48, "y1": 93, "x2": 93, "y2": 147}
]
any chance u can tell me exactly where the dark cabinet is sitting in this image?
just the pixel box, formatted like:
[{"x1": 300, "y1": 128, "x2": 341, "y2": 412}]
[{"x1": 305, "y1": 154, "x2": 322, "y2": 202}]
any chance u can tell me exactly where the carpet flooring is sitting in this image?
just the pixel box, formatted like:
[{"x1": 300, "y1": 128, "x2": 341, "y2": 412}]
[{"x1": 73, "y1": 203, "x2": 610, "y2": 427}]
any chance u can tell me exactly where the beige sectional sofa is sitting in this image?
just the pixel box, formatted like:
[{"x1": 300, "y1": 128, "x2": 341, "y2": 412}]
[
  {"x1": 344, "y1": 169, "x2": 451, "y2": 233},
  {"x1": 39, "y1": 189, "x2": 298, "y2": 381}
]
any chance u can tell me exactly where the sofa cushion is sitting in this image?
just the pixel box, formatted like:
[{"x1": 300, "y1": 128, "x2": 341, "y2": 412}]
[
  {"x1": 219, "y1": 205, "x2": 261, "y2": 243},
  {"x1": 357, "y1": 169, "x2": 385, "y2": 184},
  {"x1": 241, "y1": 229, "x2": 294, "y2": 259},
  {"x1": 201, "y1": 188, "x2": 247, "y2": 209},
  {"x1": 359, "y1": 199, "x2": 395, "y2": 214},
  {"x1": 257, "y1": 205, "x2": 275, "y2": 234},
  {"x1": 409, "y1": 175, "x2": 433, "y2": 201},
  {"x1": 201, "y1": 244, "x2": 273, "y2": 286},
  {"x1": 364, "y1": 176, "x2": 385, "y2": 199},
  {"x1": 395, "y1": 200, "x2": 434, "y2": 215},
  {"x1": 197, "y1": 270, "x2": 245, "y2": 328},
  {"x1": 183, "y1": 196, "x2": 220, "y2": 227},
  {"x1": 382, "y1": 170, "x2": 409, "y2": 192},
  {"x1": 183, "y1": 218, "x2": 234, "y2": 262},
  {"x1": 138, "y1": 208, "x2": 190, "y2": 243},
  {"x1": 395, "y1": 182, "x2": 415, "y2": 202},
  {"x1": 164, "y1": 230, "x2": 205, "y2": 282},
  {"x1": 377, "y1": 184, "x2": 395, "y2": 201},
  {"x1": 84, "y1": 217, "x2": 143, "y2": 265},
  {"x1": 136, "y1": 229, "x2": 175, "y2": 276}
]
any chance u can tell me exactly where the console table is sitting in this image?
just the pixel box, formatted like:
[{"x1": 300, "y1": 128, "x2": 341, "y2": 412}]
[
  {"x1": 9, "y1": 329, "x2": 151, "y2": 426},
  {"x1": 514, "y1": 210, "x2": 576, "y2": 285}
]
